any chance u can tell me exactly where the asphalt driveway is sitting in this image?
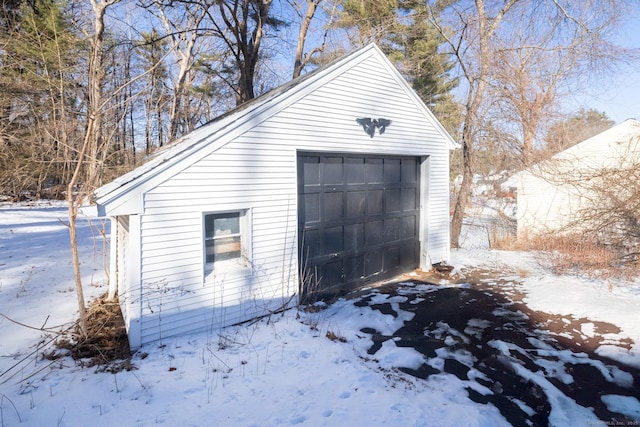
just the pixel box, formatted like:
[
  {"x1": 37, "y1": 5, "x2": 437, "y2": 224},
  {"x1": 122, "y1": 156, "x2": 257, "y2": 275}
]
[{"x1": 352, "y1": 271, "x2": 640, "y2": 426}]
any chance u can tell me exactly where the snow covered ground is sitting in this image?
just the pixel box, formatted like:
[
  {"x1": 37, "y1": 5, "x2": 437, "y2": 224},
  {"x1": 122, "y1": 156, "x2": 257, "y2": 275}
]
[{"x1": 1, "y1": 202, "x2": 639, "y2": 426}]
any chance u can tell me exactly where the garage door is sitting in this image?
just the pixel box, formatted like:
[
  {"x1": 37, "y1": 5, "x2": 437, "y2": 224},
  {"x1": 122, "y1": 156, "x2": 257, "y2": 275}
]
[{"x1": 298, "y1": 153, "x2": 421, "y2": 298}]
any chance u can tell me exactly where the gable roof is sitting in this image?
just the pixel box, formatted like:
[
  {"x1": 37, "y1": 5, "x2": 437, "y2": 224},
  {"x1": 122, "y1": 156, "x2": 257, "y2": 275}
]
[
  {"x1": 551, "y1": 118, "x2": 640, "y2": 162},
  {"x1": 519, "y1": 119, "x2": 640, "y2": 179},
  {"x1": 93, "y1": 43, "x2": 456, "y2": 216}
]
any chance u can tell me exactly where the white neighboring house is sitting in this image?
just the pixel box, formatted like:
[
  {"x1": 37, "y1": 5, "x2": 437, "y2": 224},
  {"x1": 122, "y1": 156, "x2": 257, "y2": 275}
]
[
  {"x1": 92, "y1": 44, "x2": 457, "y2": 349},
  {"x1": 517, "y1": 119, "x2": 640, "y2": 239}
]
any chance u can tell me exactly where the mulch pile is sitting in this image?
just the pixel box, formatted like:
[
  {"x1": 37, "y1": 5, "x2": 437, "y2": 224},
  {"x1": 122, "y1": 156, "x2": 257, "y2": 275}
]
[{"x1": 57, "y1": 293, "x2": 132, "y2": 371}]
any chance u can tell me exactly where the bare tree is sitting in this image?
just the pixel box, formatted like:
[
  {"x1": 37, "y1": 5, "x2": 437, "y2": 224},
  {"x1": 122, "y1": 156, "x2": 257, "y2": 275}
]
[
  {"x1": 291, "y1": 0, "x2": 326, "y2": 79},
  {"x1": 487, "y1": 0, "x2": 631, "y2": 164},
  {"x1": 427, "y1": 0, "x2": 519, "y2": 248},
  {"x1": 152, "y1": 0, "x2": 207, "y2": 142},
  {"x1": 427, "y1": 0, "x2": 635, "y2": 248},
  {"x1": 67, "y1": 0, "x2": 121, "y2": 335},
  {"x1": 137, "y1": 29, "x2": 170, "y2": 151},
  {"x1": 204, "y1": 0, "x2": 279, "y2": 105}
]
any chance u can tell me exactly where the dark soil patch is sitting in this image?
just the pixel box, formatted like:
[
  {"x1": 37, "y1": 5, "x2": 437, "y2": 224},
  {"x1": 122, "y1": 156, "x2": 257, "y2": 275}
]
[
  {"x1": 57, "y1": 293, "x2": 132, "y2": 372},
  {"x1": 355, "y1": 268, "x2": 640, "y2": 426}
]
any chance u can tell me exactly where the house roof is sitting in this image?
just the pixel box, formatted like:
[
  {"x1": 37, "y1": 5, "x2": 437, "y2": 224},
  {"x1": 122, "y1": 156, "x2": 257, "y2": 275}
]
[
  {"x1": 93, "y1": 43, "x2": 456, "y2": 216},
  {"x1": 550, "y1": 118, "x2": 640, "y2": 162},
  {"x1": 512, "y1": 118, "x2": 640, "y2": 181}
]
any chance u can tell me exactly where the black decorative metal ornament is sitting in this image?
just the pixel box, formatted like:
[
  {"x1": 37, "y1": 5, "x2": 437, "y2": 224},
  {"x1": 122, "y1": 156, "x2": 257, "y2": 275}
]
[{"x1": 356, "y1": 118, "x2": 392, "y2": 138}]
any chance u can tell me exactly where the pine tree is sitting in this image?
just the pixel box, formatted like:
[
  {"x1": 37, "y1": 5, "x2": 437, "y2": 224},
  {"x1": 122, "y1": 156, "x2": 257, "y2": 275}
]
[
  {"x1": 0, "y1": 0, "x2": 82, "y2": 199},
  {"x1": 330, "y1": 0, "x2": 461, "y2": 135}
]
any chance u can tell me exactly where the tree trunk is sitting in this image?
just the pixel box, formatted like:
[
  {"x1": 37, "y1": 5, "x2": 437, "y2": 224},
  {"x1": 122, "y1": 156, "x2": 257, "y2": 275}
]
[
  {"x1": 67, "y1": 191, "x2": 88, "y2": 335},
  {"x1": 67, "y1": 0, "x2": 118, "y2": 336},
  {"x1": 450, "y1": 116, "x2": 476, "y2": 247},
  {"x1": 293, "y1": 0, "x2": 322, "y2": 79},
  {"x1": 235, "y1": 0, "x2": 272, "y2": 105},
  {"x1": 66, "y1": 126, "x2": 95, "y2": 336},
  {"x1": 445, "y1": 0, "x2": 518, "y2": 247}
]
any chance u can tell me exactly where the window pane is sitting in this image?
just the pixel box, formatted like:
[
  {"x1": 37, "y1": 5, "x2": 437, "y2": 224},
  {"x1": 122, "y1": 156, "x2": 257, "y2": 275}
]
[
  {"x1": 205, "y1": 212, "x2": 241, "y2": 264},
  {"x1": 206, "y1": 235, "x2": 241, "y2": 263},
  {"x1": 213, "y1": 212, "x2": 240, "y2": 237}
]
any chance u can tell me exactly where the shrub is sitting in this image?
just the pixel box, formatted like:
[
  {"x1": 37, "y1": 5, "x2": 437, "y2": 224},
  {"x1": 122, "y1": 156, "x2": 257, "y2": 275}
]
[{"x1": 522, "y1": 234, "x2": 640, "y2": 280}]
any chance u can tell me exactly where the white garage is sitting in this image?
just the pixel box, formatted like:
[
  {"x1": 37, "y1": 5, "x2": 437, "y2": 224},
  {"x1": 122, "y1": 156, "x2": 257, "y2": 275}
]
[{"x1": 93, "y1": 43, "x2": 456, "y2": 349}]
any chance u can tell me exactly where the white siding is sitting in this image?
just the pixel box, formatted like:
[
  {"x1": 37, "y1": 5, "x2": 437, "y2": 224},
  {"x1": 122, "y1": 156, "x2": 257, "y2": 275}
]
[
  {"x1": 517, "y1": 170, "x2": 577, "y2": 237},
  {"x1": 517, "y1": 120, "x2": 640, "y2": 238},
  {"x1": 137, "y1": 141, "x2": 299, "y2": 344},
  {"x1": 102, "y1": 46, "x2": 453, "y2": 347}
]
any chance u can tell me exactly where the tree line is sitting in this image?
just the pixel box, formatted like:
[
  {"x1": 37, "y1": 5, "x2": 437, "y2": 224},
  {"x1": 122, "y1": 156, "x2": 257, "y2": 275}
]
[
  {"x1": 1, "y1": 0, "x2": 636, "y2": 334},
  {"x1": 0, "y1": 0, "x2": 635, "y2": 234}
]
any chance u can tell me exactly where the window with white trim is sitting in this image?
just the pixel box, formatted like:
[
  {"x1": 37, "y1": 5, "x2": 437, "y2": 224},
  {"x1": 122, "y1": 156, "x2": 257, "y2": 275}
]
[{"x1": 204, "y1": 210, "x2": 250, "y2": 273}]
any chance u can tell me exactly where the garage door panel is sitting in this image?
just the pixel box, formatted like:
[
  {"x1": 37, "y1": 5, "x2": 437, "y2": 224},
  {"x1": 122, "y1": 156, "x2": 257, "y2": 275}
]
[
  {"x1": 345, "y1": 158, "x2": 365, "y2": 184},
  {"x1": 367, "y1": 190, "x2": 384, "y2": 215},
  {"x1": 299, "y1": 153, "x2": 420, "y2": 297},
  {"x1": 345, "y1": 223, "x2": 364, "y2": 251},
  {"x1": 365, "y1": 220, "x2": 384, "y2": 246},
  {"x1": 384, "y1": 159, "x2": 401, "y2": 183},
  {"x1": 401, "y1": 216, "x2": 417, "y2": 239},
  {"x1": 386, "y1": 188, "x2": 401, "y2": 213},
  {"x1": 402, "y1": 159, "x2": 418, "y2": 183},
  {"x1": 325, "y1": 157, "x2": 344, "y2": 184},
  {"x1": 401, "y1": 188, "x2": 417, "y2": 211},
  {"x1": 324, "y1": 226, "x2": 344, "y2": 254},
  {"x1": 302, "y1": 193, "x2": 320, "y2": 223},
  {"x1": 384, "y1": 217, "x2": 400, "y2": 242},
  {"x1": 384, "y1": 247, "x2": 400, "y2": 270},
  {"x1": 364, "y1": 251, "x2": 383, "y2": 276},
  {"x1": 323, "y1": 192, "x2": 344, "y2": 221},
  {"x1": 346, "y1": 191, "x2": 366, "y2": 218},
  {"x1": 323, "y1": 259, "x2": 343, "y2": 285},
  {"x1": 302, "y1": 229, "x2": 321, "y2": 259},
  {"x1": 366, "y1": 159, "x2": 384, "y2": 183},
  {"x1": 301, "y1": 156, "x2": 321, "y2": 185},
  {"x1": 344, "y1": 255, "x2": 365, "y2": 281},
  {"x1": 401, "y1": 242, "x2": 418, "y2": 266}
]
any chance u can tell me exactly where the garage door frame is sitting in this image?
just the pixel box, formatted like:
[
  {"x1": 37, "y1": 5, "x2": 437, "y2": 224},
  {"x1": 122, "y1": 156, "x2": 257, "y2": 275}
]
[{"x1": 297, "y1": 152, "x2": 427, "y2": 299}]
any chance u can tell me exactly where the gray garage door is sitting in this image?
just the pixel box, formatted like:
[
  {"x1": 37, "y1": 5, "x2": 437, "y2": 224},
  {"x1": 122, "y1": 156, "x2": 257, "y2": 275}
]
[{"x1": 298, "y1": 153, "x2": 421, "y2": 298}]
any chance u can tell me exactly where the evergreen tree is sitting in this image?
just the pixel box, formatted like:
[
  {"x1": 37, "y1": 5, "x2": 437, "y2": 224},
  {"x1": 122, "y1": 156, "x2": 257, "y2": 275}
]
[
  {"x1": 0, "y1": 0, "x2": 82, "y2": 199},
  {"x1": 330, "y1": 0, "x2": 461, "y2": 135}
]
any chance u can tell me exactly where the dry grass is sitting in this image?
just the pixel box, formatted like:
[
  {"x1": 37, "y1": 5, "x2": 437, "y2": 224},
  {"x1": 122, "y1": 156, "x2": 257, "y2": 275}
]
[
  {"x1": 325, "y1": 330, "x2": 347, "y2": 343},
  {"x1": 520, "y1": 234, "x2": 640, "y2": 280},
  {"x1": 57, "y1": 293, "x2": 132, "y2": 371},
  {"x1": 486, "y1": 219, "x2": 518, "y2": 250},
  {"x1": 489, "y1": 232, "x2": 519, "y2": 250}
]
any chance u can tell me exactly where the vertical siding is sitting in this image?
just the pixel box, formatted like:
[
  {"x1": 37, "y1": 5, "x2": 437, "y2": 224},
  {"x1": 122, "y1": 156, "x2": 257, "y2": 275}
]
[{"x1": 134, "y1": 54, "x2": 452, "y2": 346}]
